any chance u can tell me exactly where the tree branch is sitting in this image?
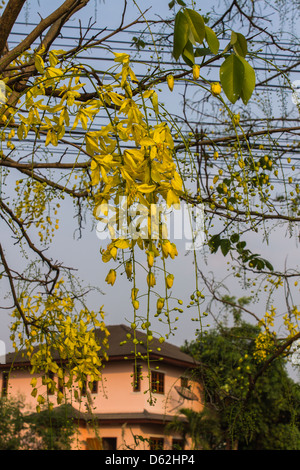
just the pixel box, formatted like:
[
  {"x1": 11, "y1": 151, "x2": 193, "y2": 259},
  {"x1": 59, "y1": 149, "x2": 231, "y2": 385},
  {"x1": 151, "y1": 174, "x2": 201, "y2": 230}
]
[
  {"x1": 0, "y1": 0, "x2": 27, "y2": 58},
  {"x1": 0, "y1": 0, "x2": 90, "y2": 72}
]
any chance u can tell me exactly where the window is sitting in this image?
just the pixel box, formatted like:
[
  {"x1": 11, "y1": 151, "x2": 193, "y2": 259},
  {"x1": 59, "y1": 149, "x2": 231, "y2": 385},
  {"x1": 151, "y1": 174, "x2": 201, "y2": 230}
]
[
  {"x1": 102, "y1": 437, "x2": 117, "y2": 450},
  {"x1": 86, "y1": 437, "x2": 117, "y2": 450},
  {"x1": 90, "y1": 380, "x2": 98, "y2": 394},
  {"x1": 80, "y1": 377, "x2": 87, "y2": 396},
  {"x1": 81, "y1": 378, "x2": 98, "y2": 396},
  {"x1": 150, "y1": 437, "x2": 164, "y2": 450},
  {"x1": 133, "y1": 364, "x2": 142, "y2": 392},
  {"x1": 172, "y1": 438, "x2": 185, "y2": 450},
  {"x1": 1, "y1": 371, "x2": 9, "y2": 397},
  {"x1": 180, "y1": 376, "x2": 189, "y2": 389},
  {"x1": 86, "y1": 438, "x2": 101, "y2": 450},
  {"x1": 151, "y1": 371, "x2": 164, "y2": 394}
]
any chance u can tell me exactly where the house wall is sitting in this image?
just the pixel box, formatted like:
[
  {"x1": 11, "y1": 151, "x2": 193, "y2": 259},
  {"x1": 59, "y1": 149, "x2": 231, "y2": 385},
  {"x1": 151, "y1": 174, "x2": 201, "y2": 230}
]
[
  {"x1": 0, "y1": 358, "x2": 203, "y2": 450},
  {"x1": 0, "y1": 360, "x2": 202, "y2": 415},
  {"x1": 76, "y1": 360, "x2": 203, "y2": 416},
  {"x1": 0, "y1": 367, "x2": 40, "y2": 412},
  {"x1": 74, "y1": 422, "x2": 191, "y2": 450}
]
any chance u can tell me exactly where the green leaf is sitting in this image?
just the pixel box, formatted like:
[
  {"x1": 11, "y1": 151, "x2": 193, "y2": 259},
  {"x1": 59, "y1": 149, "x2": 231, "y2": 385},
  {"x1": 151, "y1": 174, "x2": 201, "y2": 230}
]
[
  {"x1": 208, "y1": 234, "x2": 221, "y2": 253},
  {"x1": 220, "y1": 239, "x2": 231, "y2": 256},
  {"x1": 205, "y1": 26, "x2": 219, "y2": 54},
  {"x1": 231, "y1": 31, "x2": 248, "y2": 58},
  {"x1": 230, "y1": 233, "x2": 240, "y2": 243},
  {"x1": 183, "y1": 8, "x2": 205, "y2": 44},
  {"x1": 182, "y1": 40, "x2": 195, "y2": 66},
  {"x1": 264, "y1": 259, "x2": 274, "y2": 272},
  {"x1": 194, "y1": 46, "x2": 211, "y2": 57},
  {"x1": 256, "y1": 259, "x2": 265, "y2": 270},
  {"x1": 238, "y1": 56, "x2": 256, "y2": 105},
  {"x1": 236, "y1": 241, "x2": 247, "y2": 252},
  {"x1": 220, "y1": 54, "x2": 245, "y2": 104},
  {"x1": 173, "y1": 11, "x2": 190, "y2": 61}
]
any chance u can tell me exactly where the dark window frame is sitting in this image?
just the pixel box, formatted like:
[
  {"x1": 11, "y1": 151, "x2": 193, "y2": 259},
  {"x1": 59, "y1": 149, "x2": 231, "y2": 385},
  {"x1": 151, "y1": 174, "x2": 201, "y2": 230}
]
[
  {"x1": 149, "y1": 437, "x2": 164, "y2": 450},
  {"x1": 150, "y1": 370, "x2": 164, "y2": 394},
  {"x1": 90, "y1": 380, "x2": 98, "y2": 394},
  {"x1": 102, "y1": 437, "x2": 117, "y2": 450},
  {"x1": 81, "y1": 378, "x2": 98, "y2": 396},
  {"x1": 86, "y1": 437, "x2": 117, "y2": 450},
  {"x1": 172, "y1": 438, "x2": 185, "y2": 450}
]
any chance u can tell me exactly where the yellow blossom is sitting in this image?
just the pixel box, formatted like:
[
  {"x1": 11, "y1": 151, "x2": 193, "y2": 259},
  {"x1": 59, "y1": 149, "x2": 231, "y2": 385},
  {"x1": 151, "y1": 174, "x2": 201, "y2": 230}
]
[
  {"x1": 166, "y1": 274, "x2": 174, "y2": 289},
  {"x1": 105, "y1": 269, "x2": 116, "y2": 286},
  {"x1": 167, "y1": 75, "x2": 174, "y2": 92},
  {"x1": 157, "y1": 298, "x2": 165, "y2": 311},
  {"x1": 211, "y1": 82, "x2": 222, "y2": 95},
  {"x1": 192, "y1": 64, "x2": 200, "y2": 80},
  {"x1": 147, "y1": 272, "x2": 156, "y2": 288}
]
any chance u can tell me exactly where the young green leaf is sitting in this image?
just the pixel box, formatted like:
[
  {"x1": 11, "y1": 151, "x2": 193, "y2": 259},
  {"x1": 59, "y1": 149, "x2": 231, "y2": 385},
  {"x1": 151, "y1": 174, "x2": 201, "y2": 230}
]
[
  {"x1": 231, "y1": 31, "x2": 248, "y2": 57},
  {"x1": 173, "y1": 11, "x2": 190, "y2": 61},
  {"x1": 183, "y1": 9, "x2": 205, "y2": 45},
  {"x1": 264, "y1": 259, "x2": 274, "y2": 272},
  {"x1": 182, "y1": 40, "x2": 195, "y2": 66},
  {"x1": 238, "y1": 56, "x2": 256, "y2": 104},
  {"x1": 208, "y1": 234, "x2": 221, "y2": 253},
  {"x1": 220, "y1": 54, "x2": 245, "y2": 104},
  {"x1": 194, "y1": 46, "x2": 211, "y2": 57},
  {"x1": 205, "y1": 26, "x2": 219, "y2": 54},
  {"x1": 220, "y1": 239, "x2": 231, "y2": 256},
  {"x1": 230, "y1": 233, "x2": 240, "y2": 244}
]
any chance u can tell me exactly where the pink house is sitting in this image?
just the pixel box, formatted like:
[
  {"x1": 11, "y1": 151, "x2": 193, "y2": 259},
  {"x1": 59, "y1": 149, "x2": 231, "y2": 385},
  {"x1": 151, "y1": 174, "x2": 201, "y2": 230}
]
[{"x1": 0, "y1": 324, "x2": 203, "y2": 450}]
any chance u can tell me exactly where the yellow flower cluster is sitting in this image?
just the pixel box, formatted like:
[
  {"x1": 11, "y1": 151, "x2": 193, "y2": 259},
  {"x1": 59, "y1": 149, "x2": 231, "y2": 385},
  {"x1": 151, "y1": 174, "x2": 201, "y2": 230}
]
[
  {"x1": 283, "y1": 306, "x2": 300, "y2": 339},
  {"x1": 84, "y1": 54, "x2": 182, "y2": 314},
  {"x1": 254, "y1": 306, "x2": 277, "y2": 362},
  {"x1": 10, "y1": 279, "x2": 109, "y2": 412}
]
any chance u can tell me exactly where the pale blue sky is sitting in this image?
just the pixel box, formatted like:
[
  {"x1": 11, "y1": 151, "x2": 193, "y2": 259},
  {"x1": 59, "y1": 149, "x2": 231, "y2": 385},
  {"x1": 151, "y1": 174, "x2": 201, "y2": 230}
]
[{"x1": 0, "y1": 1, "x2": 299, "y2": 373}]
